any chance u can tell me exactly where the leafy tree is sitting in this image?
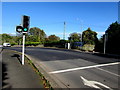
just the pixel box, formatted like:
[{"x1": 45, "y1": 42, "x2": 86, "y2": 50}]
[
  {"x1": 69, "y1": 32, "x2": 81, "y2": 42},
  {"x1": 1, "y1": 34, "x2": 18, "y2": 45},
  {"x1": 82, "y1": 28, "x2": 98, "y2": 45},
  {"x1": 26, "y1": 35, "x2": 38, "y2": 42},
  {"x1": 29, "y1": 27, "x2": 46, "y2": 42},
  {"x1": 47, "y1": 35, "x2": 60, "y2": 42},
  {"x1": 2, "y1": 34, "x2": 13, "y2": 43},
  {"x1": 94, "y1": 21, "x2": 120, "y2": 54},
  {"x1": 105, "y1": 21, "x2": 120, "y2": 54},
  {"x1": 94, "y1": 36, "x2": 104, "y2": 52}
]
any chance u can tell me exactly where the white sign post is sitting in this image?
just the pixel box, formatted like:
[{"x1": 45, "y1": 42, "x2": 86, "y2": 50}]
[
  {"x1": 68, "y1": 43, "x2": 70, "y2": 49},
  {"x1": 22, "y1": 34, "x2": 25, "y2": 65}
]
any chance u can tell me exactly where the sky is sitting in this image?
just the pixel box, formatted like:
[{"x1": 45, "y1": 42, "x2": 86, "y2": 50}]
[{"x1": 2, "y1": 2, "x2": 119, "y2": 39}]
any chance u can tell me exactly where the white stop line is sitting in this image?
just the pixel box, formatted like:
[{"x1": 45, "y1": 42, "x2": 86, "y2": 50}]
[{"x1": 49, "y1": 62, "x2": 120, "y2": 74}]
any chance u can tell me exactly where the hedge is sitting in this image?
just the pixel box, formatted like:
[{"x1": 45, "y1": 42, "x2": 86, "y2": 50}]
[
  {"x1": 44, "y1": 40, "x2": 68, "y2": 48},
  {"x1": 25, "y1": 42, "x2": 42, "y2": 46}
]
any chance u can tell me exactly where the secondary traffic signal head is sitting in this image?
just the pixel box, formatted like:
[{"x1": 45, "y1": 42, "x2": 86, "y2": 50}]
[
  {"x1": 22, "y1": 15, "x2": 30, "y2": 33},
  {"x1": 16, "y1": 26, "x2": 23, "y2": 33}
]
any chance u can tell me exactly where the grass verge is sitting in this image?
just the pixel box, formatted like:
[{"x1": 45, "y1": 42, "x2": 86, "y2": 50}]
[{"x1": 24, "y1": 55, "x2": 53, "y2": 90}]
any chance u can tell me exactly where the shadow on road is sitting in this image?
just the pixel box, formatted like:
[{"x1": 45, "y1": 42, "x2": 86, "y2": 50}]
[
  {"x1": 6, "y1": 47, "x2": 120, "y2": 64},
  {"x1": 93, "y1": 53, "x2": 120, "y2": 59},
  {"x1": 0, "y1": 48, "x2": 3, "y2": 54},
  {"x1": 2, "y1": 62, "x2": 12, "y2": 89},
  {"x1": 11, "y1": 54, "x2": 22, "y2": 65}
]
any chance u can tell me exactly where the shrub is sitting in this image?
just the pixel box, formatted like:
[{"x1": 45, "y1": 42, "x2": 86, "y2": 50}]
[
  {"x1": 11, "y1": 43, "x2": 17, "y2": 46},
  {"x1": 44, "y1": 40, "x2": 68, "y2": 48},
  {"x1": 25, "y1": 42, "x2": 42, "y2": 46},
  {"x1": 82, "y1": 44, "x2": 95, "y2": 51}
]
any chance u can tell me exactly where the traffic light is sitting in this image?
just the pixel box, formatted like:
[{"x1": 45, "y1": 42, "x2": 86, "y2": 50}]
[
  {"x1": 16, "y1": 26, "x2": 23, "y2": 33},
  {"x1": 22, "y1": 15, "x2": 30, "y2": 33}
]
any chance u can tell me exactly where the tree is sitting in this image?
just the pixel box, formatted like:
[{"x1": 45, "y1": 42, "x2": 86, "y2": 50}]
[
  {"x1": 94, "y1": 36, "x2": 104, "y2": 52},
  {"x1": 69, "y1": 32, "x2": 81, "y2": 42},
  {"x1": 2, "y1": 34, "x2": 13, "y2": 43},
  {"x1": 94, "y1": 21, "x2": 120, "y2": 54},
  {"x1": 47, "y1": 35, "x2": 60, "y2": 42},
  {"x1": 1, "y1": 34, "x2": 18, "y2": 45},
  {"x1": 105, "y1": 21, "x2": 120, "y2": 54},
  {"x1": 29, "y1": 27, "x2": 46, "y2": 42},
  {"x1": 82, "y1": 28, "x2": 98, "y2": 45}
]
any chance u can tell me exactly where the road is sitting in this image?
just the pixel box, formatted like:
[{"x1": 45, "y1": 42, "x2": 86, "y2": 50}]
[{"x1": 4, "y1": 47, "x2": 120, "y2": 89}]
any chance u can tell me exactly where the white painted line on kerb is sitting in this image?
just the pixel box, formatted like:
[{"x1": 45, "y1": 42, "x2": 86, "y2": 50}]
[{"x1": 49, "y1": 62, "x2": 120, "y2": 74}]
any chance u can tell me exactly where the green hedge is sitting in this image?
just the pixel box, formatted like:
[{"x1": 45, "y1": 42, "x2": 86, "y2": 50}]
[
  {"x1": 25, "y1": 42, "x2": 42, "y2": 46},
  {"x1": 44, "y1": 40, "x2": 68, "y2": 48},
  {"x1": 11, "y1": 43, "x2": 18, "y2": 46}
]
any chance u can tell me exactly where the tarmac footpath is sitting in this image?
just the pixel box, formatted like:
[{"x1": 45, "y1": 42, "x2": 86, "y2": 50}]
[{"x1": 2, "y1": 49, "x2": 44, "y2": 89}]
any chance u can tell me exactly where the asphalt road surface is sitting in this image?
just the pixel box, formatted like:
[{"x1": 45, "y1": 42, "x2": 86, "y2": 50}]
[{"x1": 4, "y1": 47, "x2": 120, "y2": 89}]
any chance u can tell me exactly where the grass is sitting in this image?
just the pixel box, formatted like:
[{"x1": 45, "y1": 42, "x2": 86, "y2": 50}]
[{"x1": 25, "y1": 55, "x2": 53, "y2": 90}]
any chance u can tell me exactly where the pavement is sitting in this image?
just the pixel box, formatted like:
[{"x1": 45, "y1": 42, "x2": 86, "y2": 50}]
[{"x1": 2, "y1": 49, "x2": 44, "y2": 89}]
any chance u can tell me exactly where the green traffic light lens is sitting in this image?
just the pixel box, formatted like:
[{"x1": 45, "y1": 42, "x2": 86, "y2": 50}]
[{"x1": 24, "y1": 28, "x2": 28, "y2": 31}]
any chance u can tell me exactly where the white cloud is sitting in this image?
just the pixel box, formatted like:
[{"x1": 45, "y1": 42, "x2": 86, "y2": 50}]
[
  {"x1": 97, "y1": 32, "x2": 105, "y2": 38},
  {"x1": 9, "y1": 33, "x2": 16, "y2": 36},
  {"x1": 96, "y1": 32, "x2": 105, "y2": 35},
  {"x1": 48, "y1": 32, "x2": 70, "y2": 36}
]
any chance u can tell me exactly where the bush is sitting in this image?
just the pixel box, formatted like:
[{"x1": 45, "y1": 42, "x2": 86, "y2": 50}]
[
  {"x1": 82, "y1": 44, "x2": 95, "y2": 51},
  {"x1": 44, "y1": 40, "x2": 68, "y2": 48},
  {"x1": 25, "y1": 42, "x2": 42, "y2": 46},
  {"x1": 11, "y1": 43, "x2": 17, "y2": 46}
]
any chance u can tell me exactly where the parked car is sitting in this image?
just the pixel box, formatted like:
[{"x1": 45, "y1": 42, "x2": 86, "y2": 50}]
[{"x1": 3, "y1": 43, "x2": 11, "y2": 47}]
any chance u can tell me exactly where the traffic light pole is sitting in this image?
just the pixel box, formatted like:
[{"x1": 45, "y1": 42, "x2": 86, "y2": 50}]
[
  {"x1": 22, "y1": 34, "x2": 25, "y2": 65},
  {"x1": 16, "y1": 15, "x2": 30, "y2": 65}
]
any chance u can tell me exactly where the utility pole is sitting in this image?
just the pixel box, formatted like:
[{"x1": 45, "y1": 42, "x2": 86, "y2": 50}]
[
  {"x1": 118, "y1": 1, "x2": 120, "y2": 24},
  {"x1": 104, "y1": 33, "x2": 108, "y2": 54},
  {"x1": 81, "y1": 25, "x2": 82, "y2": 43},
  {"x1": 80, "y1": 20, "x2": 83, "y2": 46},
  {"x1": 63, "y1": 21, "x2": 66, "y2": 40}
]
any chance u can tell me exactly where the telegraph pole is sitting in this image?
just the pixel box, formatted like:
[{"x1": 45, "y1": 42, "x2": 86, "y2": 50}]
[
  {"x1": 63, "y1": 21, "x2": 66, "y2": 40},
  {"x1": 104, "y1": 33, "x2": 108, "y2": 54},
  {"x1": 80, "y1": 20, "x2": 83, "y2": 46}
]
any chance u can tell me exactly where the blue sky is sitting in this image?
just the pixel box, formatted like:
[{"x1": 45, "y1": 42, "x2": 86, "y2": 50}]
[{"x1": 2, "y1": 2, "x2": 118, "y2": 39}]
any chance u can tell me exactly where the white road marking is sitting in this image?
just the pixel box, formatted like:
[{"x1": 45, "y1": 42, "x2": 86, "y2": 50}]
[
  {"x1": 97, "y1": 67, "x2": 120, "y2": 77},
  {"x1": 80, "y1": 76, "x2": 113, "y2": 90},
  {"x1": 49, "y1": 62, "x2": 120, "y2": 74}
]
